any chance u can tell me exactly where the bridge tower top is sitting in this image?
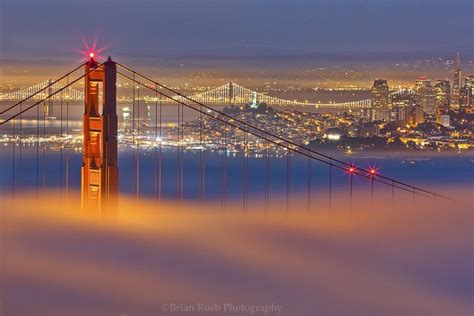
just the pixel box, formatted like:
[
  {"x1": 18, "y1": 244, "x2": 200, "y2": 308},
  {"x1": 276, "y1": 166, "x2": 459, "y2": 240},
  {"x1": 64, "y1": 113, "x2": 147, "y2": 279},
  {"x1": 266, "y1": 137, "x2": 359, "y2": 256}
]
[{"x1": 228, "y1": 81, "x2": 234, "y2": 104}]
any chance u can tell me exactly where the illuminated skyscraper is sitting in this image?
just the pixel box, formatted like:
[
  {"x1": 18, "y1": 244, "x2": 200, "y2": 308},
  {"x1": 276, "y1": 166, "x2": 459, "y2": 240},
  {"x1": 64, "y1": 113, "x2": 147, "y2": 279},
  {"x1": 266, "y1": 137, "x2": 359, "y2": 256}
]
[
  {"x1": 391, "y1": 92, "x2": 414, "y2": 123},
  {"x1": 370, "y1": 79, "x2": 390, "y2": 121},
  {"x1": 451, "y1": 53, "x2": 461, "y2": 110},
  {"x1": 460, "y1": 75, "x2": 473, "y2": 111},
  {"x1": 434, "y1": 80, "x2": 450, "y2": 112},
  {"x1": 406, "y1": 104, "x2": 424, "y2": 126},
  {"x1": 415, "y1": 77, "x2": 435, "y2": 114},
  {"x1": 436, "y1": 114, "x2": 450, "y2": 127}
]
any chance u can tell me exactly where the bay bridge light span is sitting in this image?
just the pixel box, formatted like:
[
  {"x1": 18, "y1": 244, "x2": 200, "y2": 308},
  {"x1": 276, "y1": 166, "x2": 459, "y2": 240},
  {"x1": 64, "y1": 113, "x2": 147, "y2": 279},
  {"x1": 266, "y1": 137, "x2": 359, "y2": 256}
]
[
  {"x1": 0, "y1": 55, "x2": 449, "y2": 210},
  {"x1": 1, "y1": 80, "x2": 372, "y2": 109}
]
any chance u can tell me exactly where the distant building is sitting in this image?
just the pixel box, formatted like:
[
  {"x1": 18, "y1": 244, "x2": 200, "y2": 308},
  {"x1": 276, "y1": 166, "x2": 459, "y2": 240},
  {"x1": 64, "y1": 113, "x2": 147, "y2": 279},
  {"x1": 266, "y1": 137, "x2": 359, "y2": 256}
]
[
  {"x1": 451, "y1": 53, "x2": 462, "y2": 110},
  {"x1": 325, "y1": 127, "x2": 345, "y2": 141},
  {"x1": 415, "y1": 78, "x2": 436, "y2": 114},
  {"x1": 357, "y1": 122, "x2": 378, "y2": 137},
  {"x1": 370, "y1": 79, "x2": 390, "y2": 121},
  {"x1": 372, "y1": 107, "x2": 391, "y2": 121},
  {"x1": 460, "y1": 75, "x2": 473, "y2": 111},
  {"x1": 389, "y1": 92, "x2": 414, "y2": 123},
  {"x1": 406, "y1": 104, "x2": 424, "y2": 126},
  {"x1": 391, "y1": 92, "x2": 415, "y2": 107},
  {"x1": 122, "y1": 106, "x2": 131, "y2": 122},
  {"x1": 390, "y1": 106, "x2": 407, "y2": 123},
  {"x1": 436, "y1": 114, "x2": 450, "y2": 127},
  {"x1": 434, "y1": 80, "x2": 450, "y2": 112}
]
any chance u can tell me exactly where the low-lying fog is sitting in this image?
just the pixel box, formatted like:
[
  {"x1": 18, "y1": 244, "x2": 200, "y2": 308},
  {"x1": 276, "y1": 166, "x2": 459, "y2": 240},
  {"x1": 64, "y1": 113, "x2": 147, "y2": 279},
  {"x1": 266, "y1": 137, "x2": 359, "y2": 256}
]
[{"x1": 0, "y1": 189, "x2": 472, "y2": 315}]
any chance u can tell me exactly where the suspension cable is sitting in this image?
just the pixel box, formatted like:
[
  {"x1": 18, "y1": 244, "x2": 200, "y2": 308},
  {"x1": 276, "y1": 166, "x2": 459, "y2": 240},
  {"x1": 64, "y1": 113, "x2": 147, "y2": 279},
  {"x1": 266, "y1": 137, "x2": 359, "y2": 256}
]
[
  {"x1": 116, "y1": 70, "x2": 444, "y2": 200},
  {"x1": 1, "y1": 63, "x2": 104, "y2": 126},
  {"x1": 0, "y1": 63, "x2": 86, "y2": 115}
]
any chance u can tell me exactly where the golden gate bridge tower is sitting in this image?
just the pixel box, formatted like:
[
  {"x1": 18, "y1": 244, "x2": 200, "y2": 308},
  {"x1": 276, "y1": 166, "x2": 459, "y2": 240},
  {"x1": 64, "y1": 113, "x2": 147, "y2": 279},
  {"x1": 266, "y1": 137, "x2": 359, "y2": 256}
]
[{"x1": 81, "y1": 56, "x2": 119, "y2": 209}]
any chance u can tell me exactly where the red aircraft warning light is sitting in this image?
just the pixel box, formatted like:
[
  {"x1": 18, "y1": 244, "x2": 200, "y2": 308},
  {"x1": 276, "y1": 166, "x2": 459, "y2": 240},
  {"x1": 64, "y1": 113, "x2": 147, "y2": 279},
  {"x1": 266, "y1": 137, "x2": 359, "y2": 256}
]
[
  {"x1": 77, "y1": 37, "x2": 107, "y2": 62},
  {"x1": 368, "y1": 166, "x2": 379, "y2": 177}
]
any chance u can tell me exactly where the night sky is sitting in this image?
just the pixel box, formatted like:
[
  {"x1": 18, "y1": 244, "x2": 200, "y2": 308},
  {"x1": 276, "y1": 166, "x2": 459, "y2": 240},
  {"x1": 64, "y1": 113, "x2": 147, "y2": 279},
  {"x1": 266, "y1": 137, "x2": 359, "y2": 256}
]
[{"x1": 0, "y1": 0, "x2": 472, "y2": 59}]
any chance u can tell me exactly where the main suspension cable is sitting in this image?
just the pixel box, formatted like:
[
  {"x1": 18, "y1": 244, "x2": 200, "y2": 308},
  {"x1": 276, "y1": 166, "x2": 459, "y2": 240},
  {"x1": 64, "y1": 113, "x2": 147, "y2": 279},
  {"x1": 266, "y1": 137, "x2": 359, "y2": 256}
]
[
  {"x1": 116, "y1": 63, "x2": 450, "y2": 200},
  {"x1": 1, "y1": 63, "x2": 104, "y2": 125},
  {"x1": 116, "y1": 70, "x2": 442, "y2": 200},
  {"x1": 0, "y1": 63, "x2": 86, "y2": 115}
]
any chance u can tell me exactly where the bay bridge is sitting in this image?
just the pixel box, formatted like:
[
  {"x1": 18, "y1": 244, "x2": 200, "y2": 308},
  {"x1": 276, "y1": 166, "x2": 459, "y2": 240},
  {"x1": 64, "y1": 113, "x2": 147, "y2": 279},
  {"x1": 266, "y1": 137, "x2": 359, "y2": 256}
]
[
  {"x1": 0, "y1": 56, "x2": 448, "y2": 210},
  {"x1": 1, "y1": 79, "x2": 373, "y2": 109}
]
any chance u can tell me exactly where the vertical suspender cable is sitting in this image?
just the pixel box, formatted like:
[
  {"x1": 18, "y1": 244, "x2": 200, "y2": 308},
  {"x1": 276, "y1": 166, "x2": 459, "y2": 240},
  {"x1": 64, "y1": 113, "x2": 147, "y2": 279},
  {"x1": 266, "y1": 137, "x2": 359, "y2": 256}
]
[
  {"x1": 307, "y1": 157, "x2": 311, "y2": 211},
  {"x1": 159, "y1": 98, "x2": 162, "y2": 200},
  {"x1": 65, "y1": 76, "x2": 69, "y2": 200},
  {"x1": 243, "y1": 132, "x2": 248, "y2": 211},
  {"x1": 180, "y1": 101, "x2": 184, "y2": 200},
  {"x1": 350, "y1": 172, "x2": 353, "y2": 210},
  {"x1": 286, "y1": 143, "x2": 290, "y2": 212},
  {"x1": 199, "y1": 103, "x2": 204, "y2": 206},
  {"x1": 11, "y1": 112, "x2": 15, "y2": 199},
  {"x1": 19, "y1": 102, "x2": 23, "y2": 190},
  {"x1": 224, "y1": 126, "x2": 227, "y2": 208},
  {"x1": 36, "y1": 95, "x2": 40, "y2": 199},
  {"x1": 42, "y1": 100, "x2": 46, "y2": 190},
  {"x1": 264, "y1": 141, "x2": 269, "y2": 212},
  {"x1": 222, "y1": 126, "x2": 227, "y2": 210},
  {"x1": 328, "y1": 158, "x2": 332, "y2": 209},
  {"x1": 371, "y1": 175, "x2": 374, "y2": 205},
  {"x1": 177, "y1": 96, "x2": 181, "y2": 200},
  {"x1": 132, "y1": 74, "x2": 136, "y2": 194},
  {"x1": 392, "y1": 180, "x2": 395, "y2": 200},
  {"x1": 136, "y1": 84, "x2": 140, "y2": 198},
  {"x1": 60, "y1": 84, "x2": 63, "y2": 197},
  {"x1": 154, "y1": 86, "x2": 158, "y2": 198}
]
